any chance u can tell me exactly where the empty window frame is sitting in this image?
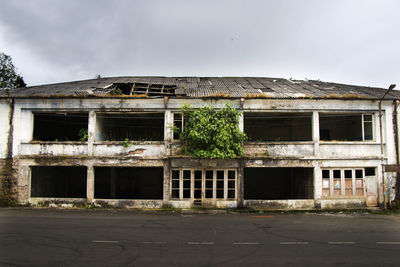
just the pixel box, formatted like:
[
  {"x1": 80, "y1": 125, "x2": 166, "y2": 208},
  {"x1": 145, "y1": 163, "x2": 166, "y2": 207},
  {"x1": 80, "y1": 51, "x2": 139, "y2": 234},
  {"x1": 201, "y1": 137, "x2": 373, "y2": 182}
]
[
  {"x1": 244, "y1": 168, "x2": 314, "y2": 200},
  {"x1": 95, "y1": 113, "x2": 164, "y2": 141},
  {"x1": 244, "y1": 112, "x2": 312, "y2": 141},
  {"x1": 33, "y1": 113, "x2": 88, "y2": 141},
  {"x1": 319, "y1": 114, "x2": 374, "y2": 141},
  {"x1": 170, "y1": 169, "x2": 237, "y2": 200},
  {"x1": 173, "y1": 113, "x2": 184, "y2": 140},
  {"x1": 30, "y1": 166, "x2": 87, "y2": 198},
  {"x1": 321, "y1": 168, "x2": 373, "y2": 197},
  {"x1": 94, "y1": 167, "x2": 163, "y2": 199}
]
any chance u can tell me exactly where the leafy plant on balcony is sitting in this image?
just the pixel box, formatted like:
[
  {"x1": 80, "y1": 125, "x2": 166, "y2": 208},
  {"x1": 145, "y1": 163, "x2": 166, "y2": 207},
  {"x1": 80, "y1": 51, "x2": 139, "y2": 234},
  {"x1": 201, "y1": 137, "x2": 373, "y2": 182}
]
[{"x1": 177, "y1": 103, "x2": 247, "y2": 159}]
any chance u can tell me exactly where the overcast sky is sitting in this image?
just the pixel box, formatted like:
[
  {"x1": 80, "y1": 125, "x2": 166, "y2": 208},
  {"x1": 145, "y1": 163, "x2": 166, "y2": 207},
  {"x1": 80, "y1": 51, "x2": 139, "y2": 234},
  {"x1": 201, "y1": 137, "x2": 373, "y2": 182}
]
[{"x1": 0, "y1": 0, "x2": 399, "y2": 88}]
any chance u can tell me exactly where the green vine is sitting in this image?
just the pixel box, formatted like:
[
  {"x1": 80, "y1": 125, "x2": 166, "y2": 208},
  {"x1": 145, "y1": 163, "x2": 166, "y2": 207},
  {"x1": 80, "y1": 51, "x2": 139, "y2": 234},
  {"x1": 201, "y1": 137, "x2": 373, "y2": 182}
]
[
  {"x1": 177, "y1": 103, "x2": 247, "y2": 159},
  {"x1": 78, "y1": 128, "x2": 88, "y2": 142}
]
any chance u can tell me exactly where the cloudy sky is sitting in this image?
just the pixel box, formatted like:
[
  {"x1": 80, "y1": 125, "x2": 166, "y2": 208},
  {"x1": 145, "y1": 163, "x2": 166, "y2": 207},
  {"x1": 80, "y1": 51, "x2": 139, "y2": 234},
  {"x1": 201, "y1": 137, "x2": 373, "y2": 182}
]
[{"x1": 0, "y1": 0, "x2": 399, "y2": 88}]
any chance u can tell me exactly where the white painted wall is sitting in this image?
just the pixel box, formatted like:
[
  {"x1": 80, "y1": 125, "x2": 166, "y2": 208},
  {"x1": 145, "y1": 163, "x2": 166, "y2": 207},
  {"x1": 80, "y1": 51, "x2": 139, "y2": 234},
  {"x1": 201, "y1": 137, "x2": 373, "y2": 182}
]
[{"x1": 0, "y1": 100, "x2": 11, "y2": 159}]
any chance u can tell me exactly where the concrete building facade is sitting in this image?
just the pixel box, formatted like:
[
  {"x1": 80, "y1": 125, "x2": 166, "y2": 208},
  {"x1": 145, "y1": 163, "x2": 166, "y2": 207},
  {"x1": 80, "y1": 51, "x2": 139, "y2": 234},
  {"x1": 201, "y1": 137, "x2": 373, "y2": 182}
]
[{"x1": 0, "y1": 77, "x2": 399, "y2": 209}]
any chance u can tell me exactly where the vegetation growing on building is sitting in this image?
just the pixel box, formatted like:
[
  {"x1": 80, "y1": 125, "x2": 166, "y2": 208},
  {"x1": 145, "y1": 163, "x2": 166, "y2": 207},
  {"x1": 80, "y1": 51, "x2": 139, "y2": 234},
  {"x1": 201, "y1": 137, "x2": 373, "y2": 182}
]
[{"x1": 177, "y1": 103, "x2": 247, "y2": 159}]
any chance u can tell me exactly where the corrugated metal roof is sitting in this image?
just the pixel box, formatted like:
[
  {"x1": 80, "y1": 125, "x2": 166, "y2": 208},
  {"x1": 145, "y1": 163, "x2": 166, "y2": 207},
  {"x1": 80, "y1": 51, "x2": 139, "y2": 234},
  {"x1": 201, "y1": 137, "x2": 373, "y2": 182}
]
[{"x1": 2, "y1": 76, "x2": 399, "y2": 99}]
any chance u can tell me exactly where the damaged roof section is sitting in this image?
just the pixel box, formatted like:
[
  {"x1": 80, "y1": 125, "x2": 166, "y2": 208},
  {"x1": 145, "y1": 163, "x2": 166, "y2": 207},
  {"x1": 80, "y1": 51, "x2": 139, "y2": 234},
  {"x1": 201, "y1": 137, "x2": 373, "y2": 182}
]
[
  {"x1": 100, "y1": 82, "x2": 179, "y2": 97},
  {"x1": 3, "y1": 76, "x2": 399, "y2": 100}
]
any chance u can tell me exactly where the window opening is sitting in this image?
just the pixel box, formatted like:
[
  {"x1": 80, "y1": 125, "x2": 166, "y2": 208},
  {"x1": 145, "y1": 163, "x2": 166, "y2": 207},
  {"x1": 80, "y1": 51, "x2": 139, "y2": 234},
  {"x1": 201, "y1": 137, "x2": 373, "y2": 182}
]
[
  {"x1": 33, "y1": 113, "x2": 88, "y2": 141},
  {"x1": 170, "y1": 169, "x2": 236, "y2": 200},
  {"x1": 244, "y1": 168, "x2": 314, "y2": 200},
  {"x1": 322, "y1": 169, "x2": 330, "y2": 197},
  {"x1": 244, "y1": 112, "x2": 312, "y2": 141},
  {"x1": 322, "y1": 168, "x2": 373, "y2": 197},
  {"x1": 365, "y1": 167, "x2": 375, "y2": 176},
  {"x1": 94, "y1": 167, "x2": 163, "y2": 199},
  {"x1": 171, "y1": 170, "x2": 180, "y2": 199},
  {"x1": 363, "y1": 115, "x2": 373, "y2": 140},
  {"x1": 183, "y1": 170, "x2": 191, "y2": 198},
  {"x1": 319, "y1": 113, "x2": 374, "y2": 141},
  {"x1": 228, "y1": 170, "x2": 236, "y2": 199},
  {"x1": 205, "y1": 170, "x2": 214, "y2": 198},
  {"x1": 216, "y1": 170, "x2": 225, "y2": 199},
  {"x1": 344, "y1": 170, "x2": 353, "y2": 196},
  {"x1": 194, "y1": 170, "x2": 202, "y2": 199},
  {"x1": 96, "y1": 113, "x2": 164, "y2": 141},
  {"x1": 31, "y1": 166, "x2": 87, "y2": 198},
  {"x1": 173, "y1": 113, "x2": 184, "y2": 140},
  {"x1": 333, "y1": 169, "x2": 341, "y2": 196}
]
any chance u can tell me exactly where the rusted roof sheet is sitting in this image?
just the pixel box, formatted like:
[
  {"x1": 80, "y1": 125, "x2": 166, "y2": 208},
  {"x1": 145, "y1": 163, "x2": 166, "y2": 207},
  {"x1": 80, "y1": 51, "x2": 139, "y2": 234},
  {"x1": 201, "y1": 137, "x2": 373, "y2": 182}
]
[{"x1": 3, "y1": 76, "x2": 399, "y2": 99}]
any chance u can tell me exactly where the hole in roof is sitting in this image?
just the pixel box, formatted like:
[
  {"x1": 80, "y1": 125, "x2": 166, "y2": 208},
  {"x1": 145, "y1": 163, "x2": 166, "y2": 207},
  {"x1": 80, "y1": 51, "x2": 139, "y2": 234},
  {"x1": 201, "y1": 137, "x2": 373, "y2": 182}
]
[
  {"x1": 109, "y1": 83, "x2": 178, "y2": 96},
  {"x1": 259, "y1": 88, "x2": 273, "y2": 92}
]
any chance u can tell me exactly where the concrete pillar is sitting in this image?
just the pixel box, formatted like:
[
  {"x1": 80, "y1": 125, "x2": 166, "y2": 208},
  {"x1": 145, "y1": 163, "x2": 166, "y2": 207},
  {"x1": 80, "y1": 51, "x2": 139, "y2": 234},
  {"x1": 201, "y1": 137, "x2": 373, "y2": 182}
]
[
  {"x1": 88, "y1": 111, "x2": 96, "y2": 156},
  {"x1": 313, "y1": 162, "x2": 321, "y2": 208},
  {"x1": 163, "y1": 159, "x2": 171, "y2": 204},
  {"x1": 237, "y1": 159, "x2": 244, "y2": 208},
  {"x1": 312, "y1": 111, "x2": 319, "y2": 157},
  {"x1": 86, "y1": 164, "x2": 94, "y2": 203},
  {"x1": 164, "y1": 110, "x2": 172, "y2": 156},
  {"x1": 238, "y1": 112, "x2": 244, "y2": 132}
]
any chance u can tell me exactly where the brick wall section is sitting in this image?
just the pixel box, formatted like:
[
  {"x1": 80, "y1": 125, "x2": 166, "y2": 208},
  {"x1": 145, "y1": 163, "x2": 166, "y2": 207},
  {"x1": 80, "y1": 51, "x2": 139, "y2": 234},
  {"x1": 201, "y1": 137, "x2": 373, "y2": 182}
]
[{"x1": 0, "y1": 158, "x2": 17, "y2": 202}]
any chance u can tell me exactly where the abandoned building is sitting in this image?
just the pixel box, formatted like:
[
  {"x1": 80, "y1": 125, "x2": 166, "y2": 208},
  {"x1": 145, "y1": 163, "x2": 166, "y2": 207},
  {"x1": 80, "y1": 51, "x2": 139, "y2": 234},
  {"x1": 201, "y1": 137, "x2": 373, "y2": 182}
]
[{"x1": 1, "y1": 76, "x2": 399, "y2": 210}]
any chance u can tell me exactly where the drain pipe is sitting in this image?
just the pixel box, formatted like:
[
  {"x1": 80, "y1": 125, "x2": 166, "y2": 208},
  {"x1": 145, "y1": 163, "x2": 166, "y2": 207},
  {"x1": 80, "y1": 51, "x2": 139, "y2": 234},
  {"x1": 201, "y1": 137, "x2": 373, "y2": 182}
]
[
  {"x1": 393, "y1": 100, "x2": 400, "y2": 203},
  {"x1": 379, "y1": 84, "x2": 396, "y2": 211}
]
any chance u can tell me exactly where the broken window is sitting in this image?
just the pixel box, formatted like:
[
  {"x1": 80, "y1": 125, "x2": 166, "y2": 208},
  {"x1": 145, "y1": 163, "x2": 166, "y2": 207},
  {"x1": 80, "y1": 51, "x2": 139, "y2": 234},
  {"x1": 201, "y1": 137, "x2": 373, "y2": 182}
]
[
  {"x1": 244, "y1": 168, "x2": 314, "y2": 200},
  {"x1": 33, "y1": 113, "x2": 88, "y2": 141},
  {"x1": 30, "y1": 166, "x2": 87, "y2": 198},
  {"x1": 110, "y1": 83, "x2": 177, "y2": 96},
  {"x1": 173, "y1": 113, "x2": 184, "y2": 140},
  {"x1": 244, "y1": 112, "x2": 312, "y2": 141},
  {"x1": 96, "y1": 113, "x2": 164, "y2": 141},
  {"x1": 170, "y1": 169, "x2": 237, "y2": 200},
  {"x1": 321, "y1": 168, "x2": 371, "y2": 197},
  {"x1": 319, "y1": 114, "x2": 373, "y2": 141},
  {"x1": 94, "y1": 167, "x2": 163, "y2": 199}
]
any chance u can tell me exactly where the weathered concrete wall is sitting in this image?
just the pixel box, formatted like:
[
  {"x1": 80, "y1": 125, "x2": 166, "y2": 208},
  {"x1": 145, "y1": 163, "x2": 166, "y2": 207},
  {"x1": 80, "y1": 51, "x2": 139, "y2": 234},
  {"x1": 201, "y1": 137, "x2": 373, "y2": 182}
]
[
  {"x1": 6, "y1": 97, "x2": 398, "y2": 209},
  {"x1": 0, "y1": 100, "x2": 11, "y2": 159},
  {"x1": 0, "y1": 159, "x2": 15, "y2": 201},
  {"x1": 0, "y1": 100, "x2": 14, "y2": 202}
]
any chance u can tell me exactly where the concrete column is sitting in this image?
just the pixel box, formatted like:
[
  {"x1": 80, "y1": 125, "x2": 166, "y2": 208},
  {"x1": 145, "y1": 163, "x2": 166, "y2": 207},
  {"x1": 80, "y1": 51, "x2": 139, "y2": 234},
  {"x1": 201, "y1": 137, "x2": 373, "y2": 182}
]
[
  {"x1": 87, "y1": 111, "x2": 96, "y2": 156},
  {"x1": 86, "y1": 164, "x2": 94, "y2": 203},
  {"x1": 163, "y1": 159, "x2": 171, "y2": 204},
  {"x1": 237, "y1": 159, "x2": 244, "y2": 208},
  {"x1": 238, "y1": 112, "x2": 244, "y2": 132},
  {"x1": 164, "y1": 110, "x2": 173, "y2": 141},
  {"x1": 313, "y1": 162, "x2": 321, "y2": 208},
  {"x1": 312, "y1": 111, "x2": 319, "y2": 157},
  {"x1": 164, "y1": 110, "x2": 172, "y2": 156}
]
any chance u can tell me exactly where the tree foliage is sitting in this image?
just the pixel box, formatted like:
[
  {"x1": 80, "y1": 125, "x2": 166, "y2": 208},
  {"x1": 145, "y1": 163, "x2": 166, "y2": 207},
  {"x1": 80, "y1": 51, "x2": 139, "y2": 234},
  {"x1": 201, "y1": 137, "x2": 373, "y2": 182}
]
[
  {"x1": 178, "y1": 103, "x2": 247, "y2": 159},
  {"x1": 0, "y1": 52, "x2": 26, "y2": 90}
]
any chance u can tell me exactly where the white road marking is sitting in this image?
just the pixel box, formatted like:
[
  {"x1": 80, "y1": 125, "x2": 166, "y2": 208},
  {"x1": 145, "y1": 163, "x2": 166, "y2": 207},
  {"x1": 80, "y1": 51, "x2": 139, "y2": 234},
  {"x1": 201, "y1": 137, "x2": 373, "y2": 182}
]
[
  {"x1": 328, "y1": 242, "x2": 356, "y2": 245},
  {"x1": 187, "y1": 242, "x2": 214, "y2": 245},
  {"x1": 233, "y1": 242, "x2": 260, "y2": 245},
  {"x1": 92, "y1": 240, "x2": 119, "y2": 243},
  {"x1": 141, "y1": 241, "x2": 167, "y2": 244},
  {"x1": 280, "y1": 242, "x2": 309, "y2": 245},
  {"x1": 376, "y1": 242, "x2": 400, "y2": 245}
]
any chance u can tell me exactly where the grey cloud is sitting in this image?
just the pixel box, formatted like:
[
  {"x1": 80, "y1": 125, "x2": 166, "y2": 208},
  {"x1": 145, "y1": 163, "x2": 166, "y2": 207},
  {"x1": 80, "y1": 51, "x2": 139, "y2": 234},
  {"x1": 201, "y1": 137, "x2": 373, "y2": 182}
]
[{"x1": 0, "y1": 0, "x2": 398, "y2": 88}]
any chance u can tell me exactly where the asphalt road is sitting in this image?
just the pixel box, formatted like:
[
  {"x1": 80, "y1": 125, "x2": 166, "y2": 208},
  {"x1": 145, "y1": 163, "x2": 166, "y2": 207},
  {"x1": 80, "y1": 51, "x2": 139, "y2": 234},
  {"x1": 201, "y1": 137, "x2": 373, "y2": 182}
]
[{"x1": 1, "y1": 208, "x2": 400, "y2": 267}]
